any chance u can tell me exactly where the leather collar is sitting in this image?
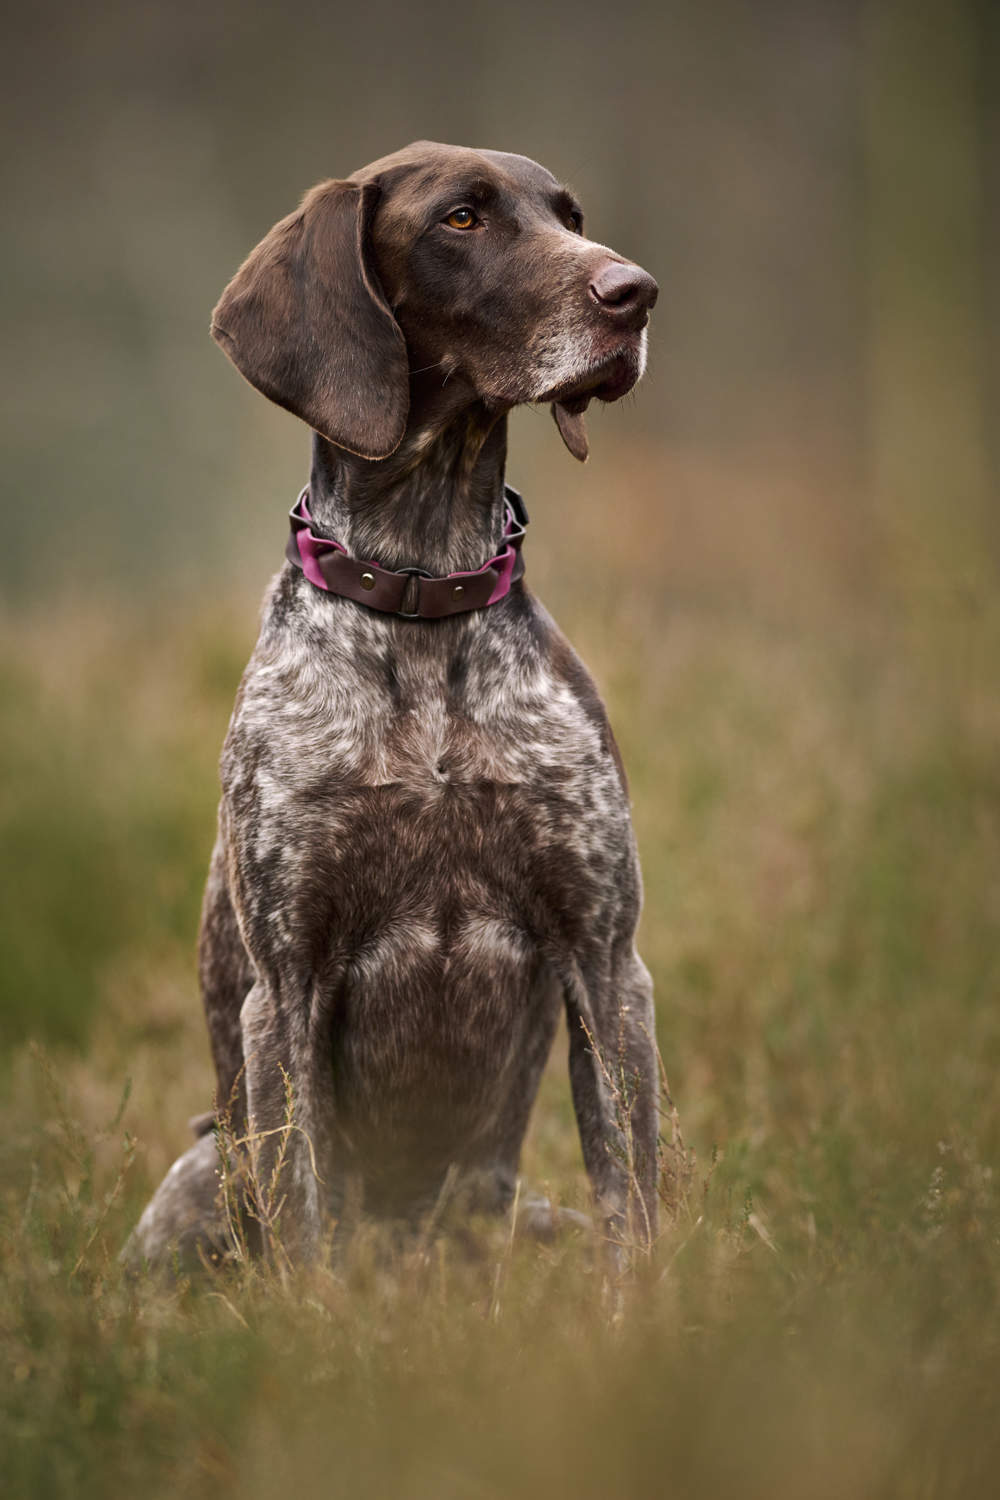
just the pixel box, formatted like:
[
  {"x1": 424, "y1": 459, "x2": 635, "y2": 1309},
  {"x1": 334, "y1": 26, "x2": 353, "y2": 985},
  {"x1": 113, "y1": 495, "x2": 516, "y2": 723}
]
[{"x1": 286, "y1": 485, "x2": 528, "y2": 619}]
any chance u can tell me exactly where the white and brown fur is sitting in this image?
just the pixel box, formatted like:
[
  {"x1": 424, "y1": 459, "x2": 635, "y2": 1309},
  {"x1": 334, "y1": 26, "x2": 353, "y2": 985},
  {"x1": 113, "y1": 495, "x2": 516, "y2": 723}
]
[{"x1": 125, "y1": 141, "x2": 660, "y2": 1270}]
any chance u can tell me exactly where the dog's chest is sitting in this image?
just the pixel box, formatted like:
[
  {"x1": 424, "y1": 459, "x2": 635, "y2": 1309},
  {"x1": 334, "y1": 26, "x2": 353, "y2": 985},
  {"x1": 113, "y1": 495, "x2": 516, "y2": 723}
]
[
  {"x1": 230, "y1": 591, "x2": 613, "y2": 805},
  {"x1": 222, "y1": 588, "x2": 630, "y2": 949}
]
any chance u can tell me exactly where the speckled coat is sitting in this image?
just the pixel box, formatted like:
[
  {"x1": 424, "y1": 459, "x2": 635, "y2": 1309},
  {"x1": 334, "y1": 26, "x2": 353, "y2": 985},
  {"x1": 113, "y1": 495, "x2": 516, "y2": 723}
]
[{"x1": 125, "y1": 141, "x2": 660, "y2": 1269}]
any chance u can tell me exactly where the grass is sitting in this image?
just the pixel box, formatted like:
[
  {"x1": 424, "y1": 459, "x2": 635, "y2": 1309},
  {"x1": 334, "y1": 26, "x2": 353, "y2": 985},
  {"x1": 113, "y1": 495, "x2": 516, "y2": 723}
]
[{"x1": 2, "y1": 492, "x2": 999, "y2": 1497}]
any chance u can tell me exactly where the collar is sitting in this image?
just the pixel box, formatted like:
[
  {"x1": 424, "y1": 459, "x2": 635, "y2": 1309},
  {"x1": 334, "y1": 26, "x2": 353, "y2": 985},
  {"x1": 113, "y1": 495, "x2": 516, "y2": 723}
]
[{"x1": 285, "y1": 485, "x2": 529, "y2": 619}]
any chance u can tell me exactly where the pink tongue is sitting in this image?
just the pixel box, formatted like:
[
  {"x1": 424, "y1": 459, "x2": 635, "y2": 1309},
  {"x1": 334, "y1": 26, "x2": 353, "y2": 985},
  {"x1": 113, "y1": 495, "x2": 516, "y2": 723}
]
[{"x1": 552, "y1": 402, "x2": 589, "y2": 462}]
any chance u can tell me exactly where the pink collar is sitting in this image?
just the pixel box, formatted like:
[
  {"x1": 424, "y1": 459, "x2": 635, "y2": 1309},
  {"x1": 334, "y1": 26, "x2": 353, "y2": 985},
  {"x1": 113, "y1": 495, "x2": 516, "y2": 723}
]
[{"x1": 285, "y1": 486, "x2": 528, "y2": 619}]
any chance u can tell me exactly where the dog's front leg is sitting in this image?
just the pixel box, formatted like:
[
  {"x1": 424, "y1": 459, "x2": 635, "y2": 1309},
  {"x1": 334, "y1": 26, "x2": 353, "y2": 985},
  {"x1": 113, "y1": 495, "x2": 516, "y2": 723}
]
[
  {"x1": 239, "y1": 981, "x2": 324, "y2": 1263},
  {"x1": 564, "y1": 947, "x2": 660, "y2": 1258}
]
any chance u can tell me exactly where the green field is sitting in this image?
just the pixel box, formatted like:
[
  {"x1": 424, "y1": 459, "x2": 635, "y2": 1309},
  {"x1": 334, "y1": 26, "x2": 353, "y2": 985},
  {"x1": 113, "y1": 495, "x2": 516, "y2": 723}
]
[
  {"x1": 2, "y1": 0, "x2": 997, "y2": 1491},
  {"x1": 2, "y1": 486, "x2": 998, "y2": 1496}
]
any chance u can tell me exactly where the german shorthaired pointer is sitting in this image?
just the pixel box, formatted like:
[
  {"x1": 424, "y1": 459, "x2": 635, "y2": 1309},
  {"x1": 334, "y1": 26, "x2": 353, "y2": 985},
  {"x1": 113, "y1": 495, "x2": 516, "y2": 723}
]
[{"x1": 125, "y1": 141, "x2": 660, "y2": 1271}]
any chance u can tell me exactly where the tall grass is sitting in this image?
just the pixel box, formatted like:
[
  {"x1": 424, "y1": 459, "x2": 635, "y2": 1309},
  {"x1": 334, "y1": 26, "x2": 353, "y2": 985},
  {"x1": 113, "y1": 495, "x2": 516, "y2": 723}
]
[{"x1": 2, "y1": 507, "x2": 998, "y2": 1496}]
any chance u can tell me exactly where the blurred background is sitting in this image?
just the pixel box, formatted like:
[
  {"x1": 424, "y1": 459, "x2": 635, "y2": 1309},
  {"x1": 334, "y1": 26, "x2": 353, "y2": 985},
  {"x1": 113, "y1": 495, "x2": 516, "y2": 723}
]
[
  {"x1": 2, "y1": 2, "x2": 998, "y2": 1496},
  {"x1": 3, "y1": 0, "x2": 995, "y2": 601}
]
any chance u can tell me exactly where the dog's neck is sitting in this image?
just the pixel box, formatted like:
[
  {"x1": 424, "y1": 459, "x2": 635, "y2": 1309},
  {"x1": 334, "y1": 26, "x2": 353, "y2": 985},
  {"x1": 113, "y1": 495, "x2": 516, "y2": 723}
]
[{"x1": 307, "y1": 390, "x2": 510, "y2": 576}]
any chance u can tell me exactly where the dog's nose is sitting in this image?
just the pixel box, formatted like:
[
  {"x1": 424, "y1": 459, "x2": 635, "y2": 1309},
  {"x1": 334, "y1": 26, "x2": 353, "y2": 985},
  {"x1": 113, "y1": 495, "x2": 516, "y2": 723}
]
[{"x1": 589, "y1": 261, "x2": 659, "y2": 327}]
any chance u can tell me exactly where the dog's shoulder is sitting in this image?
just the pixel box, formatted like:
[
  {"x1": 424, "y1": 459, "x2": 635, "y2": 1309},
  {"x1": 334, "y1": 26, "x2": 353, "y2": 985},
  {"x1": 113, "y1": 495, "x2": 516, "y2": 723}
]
[{"x1": 517, "y1": 595, "x2": 630, "y2": 795}]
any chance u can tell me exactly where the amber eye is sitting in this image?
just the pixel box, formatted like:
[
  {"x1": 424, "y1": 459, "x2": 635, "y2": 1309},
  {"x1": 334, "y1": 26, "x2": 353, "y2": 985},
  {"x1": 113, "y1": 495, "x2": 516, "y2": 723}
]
[
  {"x1": 445, "y1": 206, "x2": 477, "y2": 230},
  {"x1": 566, "y1": 211, "x2": 582, "y2": 233}
]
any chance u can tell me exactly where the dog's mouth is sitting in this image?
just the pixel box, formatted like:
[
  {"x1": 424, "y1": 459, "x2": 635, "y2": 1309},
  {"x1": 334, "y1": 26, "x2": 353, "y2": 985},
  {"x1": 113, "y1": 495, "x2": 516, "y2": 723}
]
[{"x1": 539, "y1": 341, "x2": 644, "y2": 414}]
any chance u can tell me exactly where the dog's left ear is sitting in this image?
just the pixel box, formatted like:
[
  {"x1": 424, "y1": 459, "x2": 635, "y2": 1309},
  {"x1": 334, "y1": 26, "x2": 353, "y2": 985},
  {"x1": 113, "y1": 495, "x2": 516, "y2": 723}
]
[{"x1": 211, "y1": 180, "x2": 409, "y2": 460}]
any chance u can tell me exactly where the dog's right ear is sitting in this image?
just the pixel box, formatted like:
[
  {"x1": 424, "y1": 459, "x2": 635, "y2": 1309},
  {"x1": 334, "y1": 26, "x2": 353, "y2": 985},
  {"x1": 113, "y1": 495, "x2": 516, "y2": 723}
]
[{"x1": 211, "y1": 180, "x2": 409, "y2": 460}]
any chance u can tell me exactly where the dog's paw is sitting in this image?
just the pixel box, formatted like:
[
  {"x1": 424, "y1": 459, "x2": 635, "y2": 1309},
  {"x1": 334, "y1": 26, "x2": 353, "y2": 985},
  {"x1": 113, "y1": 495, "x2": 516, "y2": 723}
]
[
  {"x1": 121, "y1": 1132, "x2": 236, "y2": 1279},
  {"x1": 515, "y1": 1195, "x2": 593, "y2": 1240}
]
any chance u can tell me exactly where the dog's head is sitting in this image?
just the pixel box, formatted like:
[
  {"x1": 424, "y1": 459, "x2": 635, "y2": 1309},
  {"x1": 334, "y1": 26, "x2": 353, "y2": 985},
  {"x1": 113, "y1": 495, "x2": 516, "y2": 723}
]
[{"x1": 211, "y1": 141, "x2": 657, "y2": 463}]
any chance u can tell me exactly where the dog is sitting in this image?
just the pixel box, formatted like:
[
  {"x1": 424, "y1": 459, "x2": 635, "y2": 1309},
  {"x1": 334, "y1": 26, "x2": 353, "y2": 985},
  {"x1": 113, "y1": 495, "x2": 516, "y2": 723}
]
[{"x1": 125, "y1": 141, "x2": 660, "y2": 1272}]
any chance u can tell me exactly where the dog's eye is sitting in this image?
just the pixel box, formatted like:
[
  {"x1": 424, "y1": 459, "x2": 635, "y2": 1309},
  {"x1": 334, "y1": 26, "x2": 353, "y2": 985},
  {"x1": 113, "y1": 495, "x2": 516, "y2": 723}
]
[
  {"x1": 445, "y1": 207, "x2": 478, "y2": 230},
  {"x1": 565, "y1": 211, "x2": 583, "y2": 234}
]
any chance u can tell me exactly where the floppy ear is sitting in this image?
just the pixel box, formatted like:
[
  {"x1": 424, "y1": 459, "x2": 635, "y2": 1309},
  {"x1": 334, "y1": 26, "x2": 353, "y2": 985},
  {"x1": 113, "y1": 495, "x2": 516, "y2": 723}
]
[{"x1": 211, "y1": 180, "x2": 409, "y2": 460}]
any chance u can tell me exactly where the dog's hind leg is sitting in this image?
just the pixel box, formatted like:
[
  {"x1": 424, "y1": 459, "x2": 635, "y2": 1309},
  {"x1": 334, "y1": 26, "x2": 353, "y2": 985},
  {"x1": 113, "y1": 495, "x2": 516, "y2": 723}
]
[
  {"x1": 198, "y1": 831, "x2": 256, "y2": 1121},
  {"x1": 121, "y1": 1131, "x2": 236, "y2": 1277},
  {"x1": 123, "y1": 834, "x2": 257, "y2": 1277}
]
